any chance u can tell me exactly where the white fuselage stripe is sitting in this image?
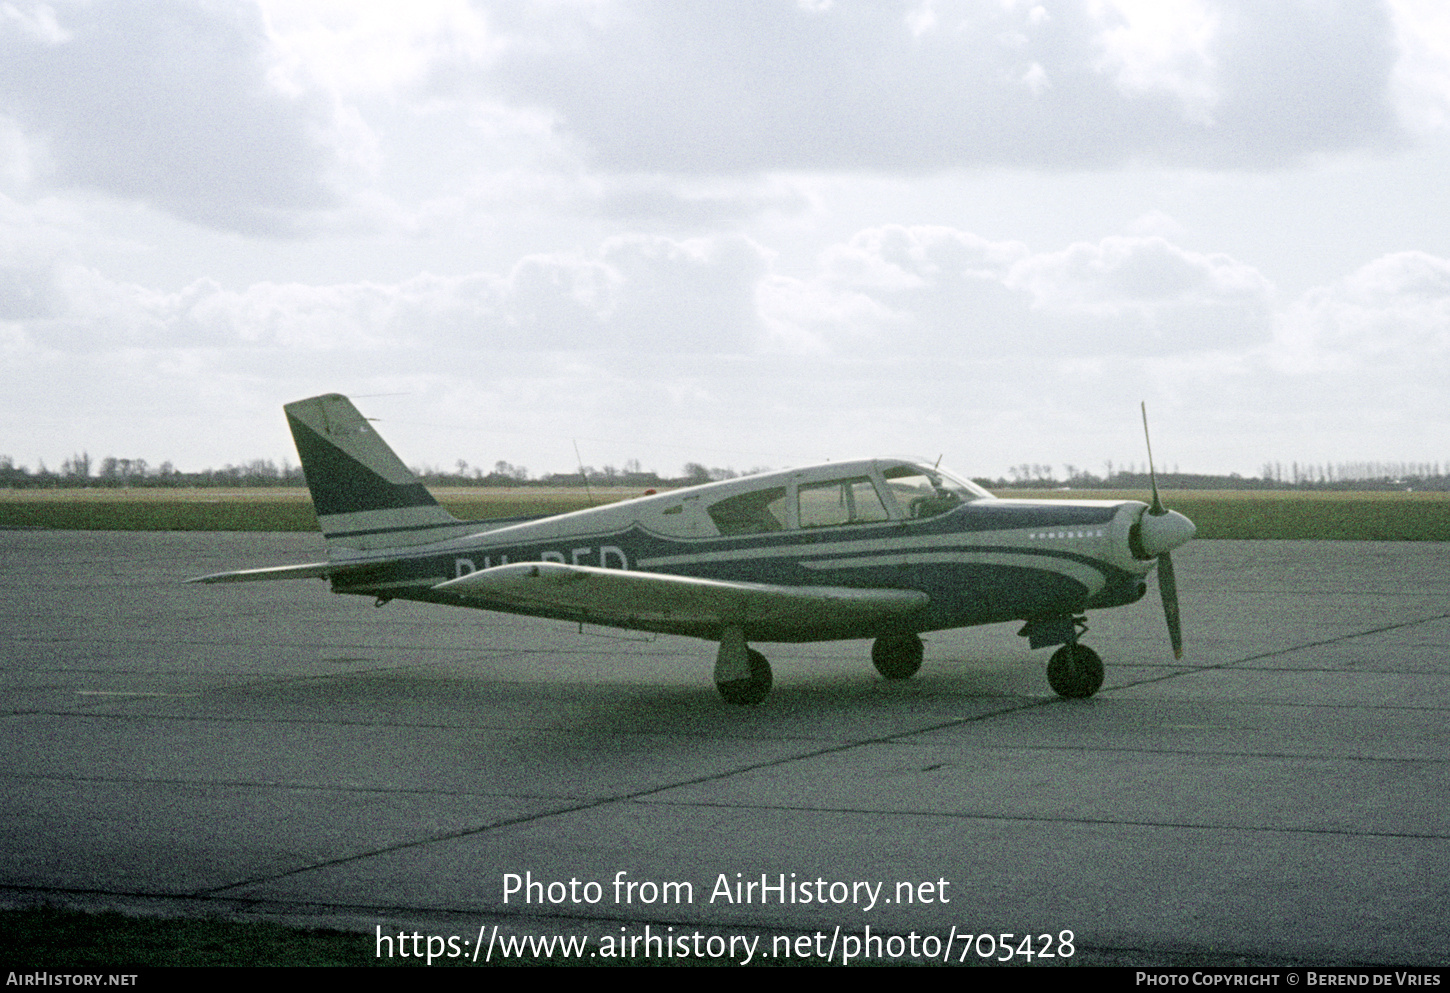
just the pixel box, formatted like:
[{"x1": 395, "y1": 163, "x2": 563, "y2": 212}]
[
  {"x1": 637, "y1": 529, "x2": 1109, "y2": 568},
  {"x1": 798, "y1": 551, "x2": 1108, "y2": 594}
]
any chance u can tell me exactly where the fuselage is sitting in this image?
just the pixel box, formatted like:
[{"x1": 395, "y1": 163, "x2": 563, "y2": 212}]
[{"x1": 324, "y1": 458, "x2": 1157, "y2": 642}]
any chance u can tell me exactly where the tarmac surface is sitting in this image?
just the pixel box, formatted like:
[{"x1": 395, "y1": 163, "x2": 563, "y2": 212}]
[{"x1": 1, "y1": 530, "x2": 1447, "y2": 966}]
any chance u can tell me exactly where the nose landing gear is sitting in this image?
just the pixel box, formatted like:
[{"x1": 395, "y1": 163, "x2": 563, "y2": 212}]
[
  {"x1": 1020, "y1": 614, "x2": 1105, "y2": 699},
  {"x1": 1046, "y1": 643, "x2": 1104, "y2": 699}
]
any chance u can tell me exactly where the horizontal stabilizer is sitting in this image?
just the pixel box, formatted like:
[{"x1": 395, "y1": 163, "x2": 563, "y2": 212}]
[
  {"x1": 433, "y1": 561, "x2": 928, "y2": 635},
  {"x1": 186, "y1": 562, "x2": 333, "y2": 584}
]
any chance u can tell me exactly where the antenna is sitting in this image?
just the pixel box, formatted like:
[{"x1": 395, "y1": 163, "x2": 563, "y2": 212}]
[{"x1": 573, "y1": 439, "x2": 595, "y2": 506}]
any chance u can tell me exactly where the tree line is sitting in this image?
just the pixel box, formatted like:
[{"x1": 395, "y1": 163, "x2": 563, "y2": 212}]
[
  {"x1": 0, "y1": 452, "x2": 754, "y2": 490},
  {"x1": 3, "y1": 452, "x2": 1447, "y2": 492}
]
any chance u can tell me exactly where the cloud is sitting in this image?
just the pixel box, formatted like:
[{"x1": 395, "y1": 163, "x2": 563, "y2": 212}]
[
  {"x1": 483, "y1": 0, "x2": 1407, "y2": 173},
  {"x1": 6, "y1": 230, "x2": 773, "y2": 359},
  {"x1": 0, "y1": 0, "x2": 349, "y2": 234},
  {"x1": 11, "y1": 223, "x2": 1436, "y2": 392},
  {"x1": 1273, "y1": 250, "x2": 1450, "y2": 371},
  {"x1": 4, "y1": 219, "x2": 1446, "y2": 473},
  {"x1": 595, "y1": 175, "x2": 813, "y2": 226},
  {"x1": 1388, "y1": 0, "x2": 1450, "y2": 132},
  {"x1": 1005, "y1": 235, "x2": 1274, "y2": 351},
  {"x1": 1206, "y1": 0, "x2": 1400, "y2": 161},
  {"x1": 1094, "y1": 0, "x2": 1220, "y2": 124},
  {"x1": 759, "y1": 225, "x2": 1273, "y2": 357}
]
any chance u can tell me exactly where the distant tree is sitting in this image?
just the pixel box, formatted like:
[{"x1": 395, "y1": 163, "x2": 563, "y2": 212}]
[
  {"x1": 61, "y1": 452, "x2": 91, "y2": 479},
  {"x1": 0, "y1": 454, "x2": 27, "y2": 487}
]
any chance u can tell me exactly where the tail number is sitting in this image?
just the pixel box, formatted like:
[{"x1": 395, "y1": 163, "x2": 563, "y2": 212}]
[{"x1": 455, "y1": 545, "x2": 628, "y2": 577}]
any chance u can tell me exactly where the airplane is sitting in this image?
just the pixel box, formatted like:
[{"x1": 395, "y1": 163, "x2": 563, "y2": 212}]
[{"x1": 189, "y1": 393, "x2": 1195, "y2": 705}]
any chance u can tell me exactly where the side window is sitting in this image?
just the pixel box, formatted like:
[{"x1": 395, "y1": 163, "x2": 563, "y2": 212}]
[
  {"x1": 797, "y1": 477, "x2": 889, "y2": 528},
  {"x1": 708, "y1": 487, "x2": 788, "y2": 535}
]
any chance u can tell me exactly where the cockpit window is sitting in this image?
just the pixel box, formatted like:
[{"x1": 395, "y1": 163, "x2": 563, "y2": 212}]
[
  {"x1": 882, "y1": 464, "x2": 984, "y2": 519},
  {"x1": 708, "y1": 487, "x2": 788, "y2": 535},
  {"x1": 798, "y1": 477, "x2": 889, "y2": 528}
]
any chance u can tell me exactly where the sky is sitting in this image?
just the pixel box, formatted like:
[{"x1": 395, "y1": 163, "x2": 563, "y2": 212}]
[{"x1": 3, "y1": 0, "x2": 1449, "y2": 481}]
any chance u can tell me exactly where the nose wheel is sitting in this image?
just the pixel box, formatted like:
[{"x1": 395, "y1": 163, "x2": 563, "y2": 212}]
[{"x1": 1047, "y1": 643, "x2": 1104, "y2": 699}]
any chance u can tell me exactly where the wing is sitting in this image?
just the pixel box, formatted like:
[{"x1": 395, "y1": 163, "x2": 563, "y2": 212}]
[{"x1": 432, "y1": 561, "x2": 929, "y2": 636}]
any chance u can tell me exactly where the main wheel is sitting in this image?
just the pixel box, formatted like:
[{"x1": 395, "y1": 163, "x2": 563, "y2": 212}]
[
  {"x1": 717, "y1": 648, "x2": 772, "y2": 705},
  {"x1": 872, "y1": 634, "x2": 924, "y2": 679},
  {"x1": 1047, "y1": 644, "x2": 1105, "y2": 699}
]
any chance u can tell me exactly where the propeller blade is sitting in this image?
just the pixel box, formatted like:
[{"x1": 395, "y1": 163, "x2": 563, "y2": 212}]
[
  {"x1": 1140, "y1": 402, "x2": 1186, "y2": 658},
  {"x1": 1141, "y1": 401, "x2": 1165, "y2": 515},
  {"x1": 1158, "y1": 550, "x2": 1183, "y2": 659}
]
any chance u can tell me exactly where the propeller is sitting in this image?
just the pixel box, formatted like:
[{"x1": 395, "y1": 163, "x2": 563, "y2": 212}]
[{"x1": 1136, "y1": 402, "x2": 1195, "y2": 659}]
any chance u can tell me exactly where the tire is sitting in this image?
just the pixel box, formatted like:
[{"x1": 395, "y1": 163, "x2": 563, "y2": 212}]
[
  {"x1": 1047, "y1": 644, "x2": 1105, "y2": 699},
  {"x1": 872, "y1": 634, "x2": 924, "y2": 680},
  {"x1": 717, "y1": 648, "x2": 772, "y2": 705}
]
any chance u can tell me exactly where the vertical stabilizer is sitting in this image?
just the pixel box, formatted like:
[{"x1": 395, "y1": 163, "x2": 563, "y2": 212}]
[{"x1": 285, "y1": 394, "x2": 469, "y2": 554}]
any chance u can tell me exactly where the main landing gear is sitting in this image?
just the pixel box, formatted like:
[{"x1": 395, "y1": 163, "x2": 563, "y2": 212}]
[
  {"x1": 714, "y1": 628, "x2": 929, "y2": 705},
  {"x1": 872, "y1": 633, "x2": 923, "y2": 680},
  {"x1": 714, "y1": 626, "x2": 772, "y2": 706}
]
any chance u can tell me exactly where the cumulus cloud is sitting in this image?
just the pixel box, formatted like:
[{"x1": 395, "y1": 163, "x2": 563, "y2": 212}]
[
  {"x1": 1206, "y1": 0, "x2": 1400, "y2": 161},
  {"x1": 1273, "y1": 251, "x2": 1450, "y2": 371},
  {"x1": 1094, "y1": 0, "x2": 1220, "y2": 124},
  {"x1": 758, "y1": 225, "x2": 1273, "y2": 357},
  {"x1": 5, "y1": 230, "x2": 776, "y2": 363},
  {"x1": 1005, "y1": 235, "x2": 1274, "y2": 350},
  {"x1": 483, "y1": 0, "x2": 1406, "y2": 172},
  {"x1": 0, "y1": 1, "x2": 1423, "y2": 239},
  {"x1": 1388, "y1": 0, "x2": 1450, "y2": 132},
  {"x1": 596, "y1": 175, "x2": 813, "y2": 226},
  {"x1": 3, "y1": 194, "x2": 1446, "y2": 472},
  {"x1": 0, "y1": 0, "x2": 349, "y2": 233},
  {"x1": 7, "y1": 222, "x2": 1438, "y2": 390}
]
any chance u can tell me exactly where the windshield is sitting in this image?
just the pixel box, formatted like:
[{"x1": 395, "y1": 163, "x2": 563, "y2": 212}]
[{"x1": 881, "y1": 463, "x2": 990, "y2": 519}]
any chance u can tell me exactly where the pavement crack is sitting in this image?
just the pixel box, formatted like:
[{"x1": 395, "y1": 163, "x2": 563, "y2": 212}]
[
  {"x1": 1112, "y1": 610, "x2": 1450, "y2": 693},
  {"x1": 196, "y1": 700, "x2": 1052, "y2": 898}
]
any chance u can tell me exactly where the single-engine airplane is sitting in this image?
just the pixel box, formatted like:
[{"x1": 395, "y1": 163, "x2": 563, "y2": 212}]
[{"x1": 190, "y1": 394, "x2": 1195, "y2": 705}]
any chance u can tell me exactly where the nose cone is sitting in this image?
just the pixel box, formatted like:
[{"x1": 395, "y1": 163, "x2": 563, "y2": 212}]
[{"x1": 1138, "y1": 509, "x2": 1196, "y2": 557}]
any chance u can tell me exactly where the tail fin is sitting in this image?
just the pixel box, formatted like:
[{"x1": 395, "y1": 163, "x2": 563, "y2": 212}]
[{"x1": 285, "y1": 394, "x2": 472, "y2": 554}]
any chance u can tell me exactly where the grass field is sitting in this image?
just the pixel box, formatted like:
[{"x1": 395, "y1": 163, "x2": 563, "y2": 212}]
[
  {"x1": 2, "y1": 486, "x2": 1448, "y2": 540},
  {"x1": 0, "y1": 487, "x2": 644, "y2": 533},
  {"x1": 992, "y1": 488, "x2": 1450, "y2": 541}
]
